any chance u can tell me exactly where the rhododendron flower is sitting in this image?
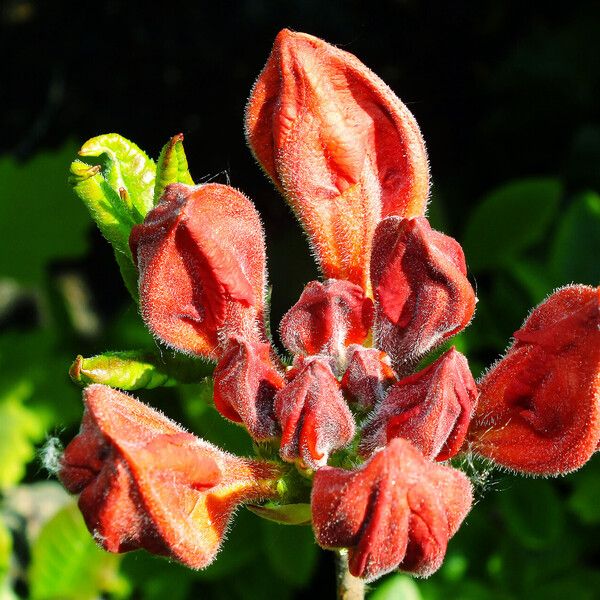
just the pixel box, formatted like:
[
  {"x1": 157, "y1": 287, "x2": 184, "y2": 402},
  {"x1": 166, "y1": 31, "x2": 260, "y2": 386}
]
[
  {"x1": 60, "y1": 384, "x2": 283, "y2": 569},
  {"x1": 61, "y1": 28, "x2": 600, "y2": 592}
]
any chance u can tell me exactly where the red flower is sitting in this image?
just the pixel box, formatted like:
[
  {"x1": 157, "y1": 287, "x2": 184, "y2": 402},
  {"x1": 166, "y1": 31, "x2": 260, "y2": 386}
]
[
  {"x1": 312, "y1": 439, "x2": 472, "y2": 581},
  {"x1": 245, "y1": 29, "x2": 429, "y2": 290},
  {"x1": 361, "y1": 347, "x2": 478, "y2": 461},
  {"x1": 468, "y1": 285, "x2": 600, "y2": 474},
  {"x1": 275, "y1": 356, "x2": 355, "y2": 469},
  {"x1": 59, "y1": 385, "x2": 283, "y2": 568},
  {"x1": 62, "y1": 29, "x2": 599, "y2": 584},
  {"x1": 130, "y1": 183, "x2": 268, "y2": 358}
]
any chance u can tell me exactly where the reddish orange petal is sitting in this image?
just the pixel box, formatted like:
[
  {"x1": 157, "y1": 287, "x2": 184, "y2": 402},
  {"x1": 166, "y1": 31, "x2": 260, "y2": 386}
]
[
  {"x1": 275, "y1": 356, "x2": 355, "y2": 469},
  {"x1": 341, "y1": 345, "x2": 397, "y2": 410},
  {"x1": 469, "y1": 285, "x2": 600, "y2": 474},
  {"x1": 130, "y1": 183, "x2": 267, "y2": 359},
  {"x1": 371, "y1": 216, "x2": 476, "y2": 369},
  {"x1": 360, "y1": 347, "x2": 477, "y2": 461},
  {"x1": 60, "y1": 385, "x2": 282, "y2": 568},
  {"x1": 212, "y1": 337, "x2": 285, "y2": 441},
  {"x1": 246, "y1": 29, "x2": 429, "y2": 289},
  {"x1": 312, "y1": 438, "x2": 472, "y2": 581},
  {"x1": 279, "y1": 279, "x2": 373, "y2": 360}
]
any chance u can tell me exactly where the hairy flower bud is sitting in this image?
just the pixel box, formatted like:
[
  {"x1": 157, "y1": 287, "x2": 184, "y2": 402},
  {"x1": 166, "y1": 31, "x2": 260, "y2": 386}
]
[
  {"x1": 275, "y1": 356, "x2": 355, "y2": 469},
  {"x1": 246, "y1": 29, "x2": 429, "y2": 289},
  {"x1": 279, "y1": 279, "x2": 373, "y2": 361},
  {"x1": 59, "y1": 385, "x2": 282, "y2": 569},
  {"x1": 371, "y1": 216, "x2": 476, "y2": 368},
  {"x1": 341, "y1": 345, "x2": 396, "y2": 410},
  {"x1": 130, "y1": 183, "x2": 267, "y2": 359},
  {"x1": 212, "y1": 337, "x2": 285, "y2": 441},
  {"x1": 360, "y1": 348, "x2": 477, "y2": 461},
  {"x1": 469, "y1": 285, "x2": 600, "y2": 474},
  {"x1": 312, "y1": 438, "x2": 472, "y2": 581}
]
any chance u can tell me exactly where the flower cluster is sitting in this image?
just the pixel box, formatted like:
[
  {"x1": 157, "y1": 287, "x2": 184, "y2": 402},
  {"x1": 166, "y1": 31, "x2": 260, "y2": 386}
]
[{"x1": 60, "y1": 30, "x2": 600, "y2": 584}]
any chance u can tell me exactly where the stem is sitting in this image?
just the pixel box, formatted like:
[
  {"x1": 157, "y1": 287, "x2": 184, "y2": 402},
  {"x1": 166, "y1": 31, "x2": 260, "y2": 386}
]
[{"x1": 335, "y1": 550, "x2": 365, "y2": 600}]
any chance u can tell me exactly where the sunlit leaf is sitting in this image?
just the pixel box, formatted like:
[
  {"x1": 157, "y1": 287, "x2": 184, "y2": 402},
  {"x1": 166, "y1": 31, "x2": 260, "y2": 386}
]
[
  {"x1": 0, "y1": 517, "x2": 11, "y2": 589},
  {"x1": 370, "y1": 573, "x2": 422, "y2": 600},
  {"x1": 154, "y1": 134, "x2": 194, "y2": 203},
  {"x1": 0, "y1": 381, "x2": 45, "y2": 489},
  {"x1": 28, "y1": 502, "x2": 128, "y2": 600}
]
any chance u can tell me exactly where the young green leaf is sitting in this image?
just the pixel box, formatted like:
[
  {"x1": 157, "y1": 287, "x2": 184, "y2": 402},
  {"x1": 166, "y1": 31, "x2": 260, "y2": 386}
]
[
  {"x1": 69, "y1": 159, "x2": 139, "y2": 298},
  {"x1": 154, "y1": 133, "x2": 195, "y2": 204},
  {"x1": 79, "y1": 133, "x2": 156, "y2": 220}
]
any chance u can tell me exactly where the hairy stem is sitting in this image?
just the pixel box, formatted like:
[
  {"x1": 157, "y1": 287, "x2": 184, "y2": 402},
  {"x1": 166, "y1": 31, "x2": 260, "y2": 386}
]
[{"x1": 335, "y1": 550, "x2": 365, "y2": 600}]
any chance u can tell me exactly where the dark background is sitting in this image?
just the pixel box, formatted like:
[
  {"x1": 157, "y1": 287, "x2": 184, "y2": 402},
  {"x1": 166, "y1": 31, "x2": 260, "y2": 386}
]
[
  {"x1": 1, "y1": 1, "x2": 599, "y2": 598},
  {"x1": 3, "y1": 0, "x2": 599, "y2": 326}
]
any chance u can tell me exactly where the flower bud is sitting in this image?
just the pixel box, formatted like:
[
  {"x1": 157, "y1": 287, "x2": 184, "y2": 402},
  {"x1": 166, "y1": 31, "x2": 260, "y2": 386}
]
[
  {"x1": 279, "y1": 279, "x2": 373, "y2": 361},
  {"x1": 341, "y1": 345, "x2": 396, "y2": 410},
  {"x1": 469, "y1": 285, "x2": 600, "y2": 474},
  {"x1": 212, "y1": 337, "x2": 284, "y2": 440},
  {"x1": 130, "y1": 183, "x2": 268, "y2": 359},
  {"x1": 246, "y1": 29, "x2": 429, "y2": 289},
  {"x1": 360, "y1": 348, "x2": 477, "y2": 461},
  {"x1": 371, "y1": 216, "x2": 476, "y2": 368},
  {"x1": 312, "y1": 438, "x2": 472, "y2": 581},
  {"x1": 275, "y1": 356, "x2": 355, "y2": 469},
  {"x1": 59, "y1": 385, "x2": 282, "y2": 569}
]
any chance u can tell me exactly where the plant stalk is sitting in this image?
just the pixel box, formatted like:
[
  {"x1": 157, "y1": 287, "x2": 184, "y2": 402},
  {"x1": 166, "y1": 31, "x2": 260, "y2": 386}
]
[{"x1": 335, "y1": 550, "x2": 365, "y2": 600}]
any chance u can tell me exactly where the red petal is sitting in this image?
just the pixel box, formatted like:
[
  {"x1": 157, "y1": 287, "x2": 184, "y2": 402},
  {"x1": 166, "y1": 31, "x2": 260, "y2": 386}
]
[
  {"x1": 130, "y1": 183, "x2": 267, "y2": 358},
  {"x1": 212, "y1": 337, "x2": 285, "y2": 441},
  {"x1": 279, "y1": 279, "x2": 373, "y2": 360},
  {"x1": 360, "y1": 347, "x2": 477, "y2": 461},
  {"x1": 312, "y1": 438, "x2": 472, "y2": 581},
  {"x1": 469, "y1": 285, "x2": 600, "y2": 475},
  {"x1": 341, "y1": 345, "x2": 397, "y2": 410},
  {"x1": 246, "y1": 29, "x2": 429, "y2": 289},
  {"x1": 59, "y1": 385, "x2": 282, "y2": 569},
  {"x1": 371, "y1": 216, "x2": 476, "y2": 368},
  {"x1": 275, "y1": 356, "x2": 355, "y2": 469}
]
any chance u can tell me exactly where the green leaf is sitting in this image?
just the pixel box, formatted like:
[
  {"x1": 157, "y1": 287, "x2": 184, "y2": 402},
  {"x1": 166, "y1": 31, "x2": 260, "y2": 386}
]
[
  {"x1": 462, "y1": 178, "x2": 561, "y2": 271},
  {"x1": 28, "y1": 502, "x2": 128, "y2": 600},
  {"x1": 194, "y1": 510, "x2": 261, "y2": 581},
  {"x1": 121, "y1": 553, "x2": 193, "y2": 600},
  {"x1": 370, "y1": 573, "x2": 422, "y2": 600},
  {"x1": 260, "y1": 520, "x2": 317, "y2": 587},
  {"x1": 247, "y1": 502, "x2": 312, "y2": 525},
  {"x1": 70, "y1": 133, "x2": 156, "y2": 298},
  {"x1": 154, "y1": 133, "x2": 194, "y2": 203},
  {"x1": 497, "y1": 478, "x2": 564, "y2": 550},
  {"x1": 550, "y1": 191, "x2": 600, "y2": 286},
  {"x1": 0, "y1": 517, "x2": 11, "y2": 588},
  {"x1": 0, "y1": 330, "x2": 82, "y2": 429},
  {"x1": 78, "y1": 133, "x2": 156, "y2": 220},
  {"x1": 69, "y1": 349, "x2": 212, "y2": 391},
  {"x1": 568, "y1": 461, "x2": 600, "y2": 524},
  {"x1": 0, "y1": 142, "x2": 89, "y2": 284},
  {"x1": 69, "y1": 159, "x2": 138, "y2": 298},
  {"x1": 0, "y1": 381, "x2": 45, "y2": 489}
]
